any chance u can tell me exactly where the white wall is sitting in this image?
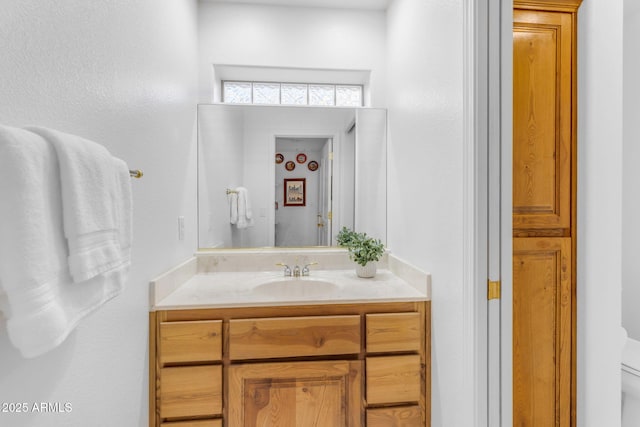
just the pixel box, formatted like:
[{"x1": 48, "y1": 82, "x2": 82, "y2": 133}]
[
  {"x1": 355, "y1": 108, "x2": 387, "y2": 242},
  {"x1": 385, "y1": 1, "x2": 464, "y2": 426},
  {"x1": 622, "y1": 0, "x2": 640, "y2": 341},
  {"x1": 577, "y1": 1, "x2": 624, "y2": 425},
  {"x1": 197, "y1": 1, "x2": 387, "y2": 106},
  {"x1": 198, "y1": 105, "x2": 245, "y2": 248},
  {"x1": 0, "y1": 1, "x2": 198, "y2": 426}
]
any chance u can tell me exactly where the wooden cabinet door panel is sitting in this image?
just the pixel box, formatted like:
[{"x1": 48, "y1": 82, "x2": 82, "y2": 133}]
[
  {"x1": 513, "y1": 237, "x2": 572, "y2": 426},
  {"x1": 228, "y1": 360, "x2": 361, "y2": 427},
  {"x1": 513, "y1": 10, "x2": 572, "y2": 232}
]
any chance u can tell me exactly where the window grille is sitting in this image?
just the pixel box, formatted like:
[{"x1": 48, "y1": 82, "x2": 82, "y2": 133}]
[{"x1": 222, "y1": 81, "x2": 363, "y2": 107}]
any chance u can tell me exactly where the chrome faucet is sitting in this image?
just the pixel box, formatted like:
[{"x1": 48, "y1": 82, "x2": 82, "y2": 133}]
[
  {"x1": 276, "y1": 263, "x2": 292, "y2": 277},
  {"x1": 277, "y1": 262, "x2": 317, "y2": 277},
  {"x1": 292, "y1": 265, "x2": 301, "y2": 277},
  {"x1": 302, "y1": 262, "x2": 318, "y2": 276}
]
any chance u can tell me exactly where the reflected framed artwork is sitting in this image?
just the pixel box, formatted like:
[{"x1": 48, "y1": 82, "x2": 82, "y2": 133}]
[{"x1": 284, "y1": 178, "x2": 306, "y2": 206}]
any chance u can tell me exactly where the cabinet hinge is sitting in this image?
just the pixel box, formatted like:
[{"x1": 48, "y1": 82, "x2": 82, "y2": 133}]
[
  {"x1": 328, "y1": 211, "x2": 332, "y2": 221},
  {"x1": 328, "y1": 152, "x2": 334, "y2": 160},
  {"x1": 488, "y1": 280, "x2": 501, "y2": 300}
]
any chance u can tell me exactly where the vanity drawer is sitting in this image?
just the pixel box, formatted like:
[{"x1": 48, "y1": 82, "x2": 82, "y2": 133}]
[
  {"x1": 366, "y1": 312, "x2": 421, "y2": 353},
  {"x1": 161, "y1": 420, "x2": 222, "y2": 427},
  {"x1": 366, "y1": 355, "x2": 421, "y2": 405},
  {"x1": 159, "y1": 365, "x2": 222, "y2": 419},
  {"x1": 366, "y1": 406, "x2": 422, "y2": 427},
  {"x1": 229, "y1": 315, "x2": 360, "y2": 360},
  {"x1": 159, "y1": 320, "x2": 222, "y2": 365}
]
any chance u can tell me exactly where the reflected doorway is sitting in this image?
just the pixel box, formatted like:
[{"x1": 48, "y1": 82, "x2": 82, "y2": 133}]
[{"x1": 275, "y1": 137, "x2": 333, "y2": 247}]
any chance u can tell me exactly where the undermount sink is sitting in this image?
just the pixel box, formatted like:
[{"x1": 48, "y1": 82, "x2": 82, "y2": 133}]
[{"x1": 252, "y1": 277, "x2": 339, "y2": 298}]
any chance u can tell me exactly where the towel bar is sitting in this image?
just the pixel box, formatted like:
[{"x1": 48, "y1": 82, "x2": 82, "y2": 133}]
[
  {"x1": 129, "y1": 169, "x2": 143, "y2": 178},
  {"x1": 226, "y1": 188, "x2": 238, "y2": 195}
]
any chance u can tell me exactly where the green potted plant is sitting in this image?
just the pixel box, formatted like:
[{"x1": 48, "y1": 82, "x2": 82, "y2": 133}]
[{"x1": 336, "y1": 227, "x2": 385, "y2": 278}]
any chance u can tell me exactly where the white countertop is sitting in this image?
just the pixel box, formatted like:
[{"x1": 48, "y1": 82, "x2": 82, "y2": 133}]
[
  {"x1": 153, "y1": 269, "x2": 427, "y2": 310},
  {"x1": 150, "y1": 250, "x2": 431, "y2": 311}
]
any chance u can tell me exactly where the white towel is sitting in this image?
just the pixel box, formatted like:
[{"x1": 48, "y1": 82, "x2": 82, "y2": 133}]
[
  {"x1": 228, "y1": 191, "x2": 238, "y2": 225},
  {"x1": 0, "y1": 125, "x2": 131, "y2": 358},
  {"x1": 27, "y1": 127, "x2": 132, "y2": 283},
  {"x1": 236, "y1": 187, "x2": 253, "y2": 229}
]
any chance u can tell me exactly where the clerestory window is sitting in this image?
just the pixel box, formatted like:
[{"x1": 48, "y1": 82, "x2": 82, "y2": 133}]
[{"x1": 222, "y1": 81, "x2": 363, "y2": 107}]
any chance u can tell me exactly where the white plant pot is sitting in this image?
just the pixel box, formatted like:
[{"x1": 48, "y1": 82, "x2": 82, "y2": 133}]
[{"x1": 356, "y1": 262, "x2": 377, "y2": 278}]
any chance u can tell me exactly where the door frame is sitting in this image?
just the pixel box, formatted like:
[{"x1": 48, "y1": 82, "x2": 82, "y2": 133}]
[
  {"x1": 317, "y1": 138, "x2": 333, "y2": 246},
  {"x1": 462, "y1": 0, "x2": 512, "y2": 425},
  {"x1": 498, "y1": 0, "x2": 513, "y2": 425},
  {"x1": 271, "y1": 132, "x2": 340, "y2": 247}
]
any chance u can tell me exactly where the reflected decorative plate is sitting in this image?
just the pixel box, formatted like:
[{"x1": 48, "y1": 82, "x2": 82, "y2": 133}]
[
  {"x1": 296, "y1": 153, "x2": 307, "y2": 163},
  {"x1": 285, "y1": 161, "x2": 296, "y2": 171},
  {"x1": 308, "y1": 160, "x2": 319, "y2": 171},
  {"x1": 275, "y1": 153, "x2": 284, "y2": 164}
]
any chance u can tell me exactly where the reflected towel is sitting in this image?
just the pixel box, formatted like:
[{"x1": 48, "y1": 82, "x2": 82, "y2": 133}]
[
  {"x1": 228, "y1": 191, "x2": 238, "y2": 225},
  {"x1": 236, "y1": 187, "x2": 253, "y2": 229}
]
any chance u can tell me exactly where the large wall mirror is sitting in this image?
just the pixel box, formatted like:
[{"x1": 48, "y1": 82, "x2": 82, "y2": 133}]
[{"x1": 198, "y1": 104, "x2": 386, "y2": 249}]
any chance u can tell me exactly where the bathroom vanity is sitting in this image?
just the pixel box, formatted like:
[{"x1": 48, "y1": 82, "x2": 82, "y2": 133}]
[{"x1": 148, "y1": 250, "x2": 431, "y2": 427}]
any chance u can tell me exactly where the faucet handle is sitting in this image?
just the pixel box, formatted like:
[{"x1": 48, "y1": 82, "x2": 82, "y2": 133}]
[
  {"x1": 276, "y1": 263, "x2": 292, "y2": 277},
  {"x1": 302, "y1": 262, "x2": 318, "y2": 276}
]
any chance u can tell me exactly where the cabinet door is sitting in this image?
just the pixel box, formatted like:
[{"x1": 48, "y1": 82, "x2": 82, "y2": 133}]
[
  {"x1": 513, "y1": 237, "x2": 572, "y2": 426},
  {"x1": 228, "y1": 360, "x2": 361, "y2": 427},
  {"x1": 513, "y1": 9, "x2": 573, "y2": 234}
]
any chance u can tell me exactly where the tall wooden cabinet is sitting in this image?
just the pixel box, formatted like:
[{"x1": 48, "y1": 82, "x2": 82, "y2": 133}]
[{"x1": 512, "y1": 1, "x2": 581, "y2": 426}]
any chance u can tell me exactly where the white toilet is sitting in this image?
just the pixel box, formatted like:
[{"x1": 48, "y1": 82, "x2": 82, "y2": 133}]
[{"x1": 622, "y1": 328, "x2": 640, "y2": 427}]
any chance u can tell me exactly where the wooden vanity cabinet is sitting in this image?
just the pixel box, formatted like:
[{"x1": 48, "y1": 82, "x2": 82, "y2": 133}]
[{"x1": 150, "y1": 301, "x2": 430, "y2": 427}]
